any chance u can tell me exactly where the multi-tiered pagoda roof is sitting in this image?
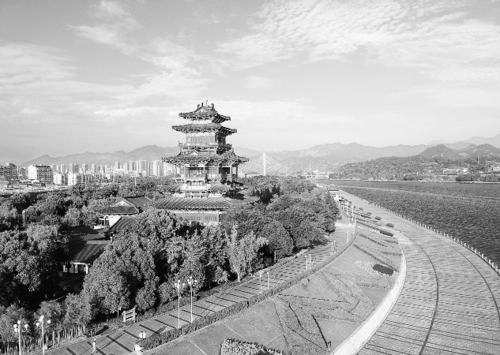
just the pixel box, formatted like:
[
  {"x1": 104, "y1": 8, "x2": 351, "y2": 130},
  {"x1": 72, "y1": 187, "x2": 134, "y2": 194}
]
[
  {"x1": 156, "y1": 102, "x2": 247, "y2": 223},
  {"x1": 164, "y1": 150, "x2": 249, "y2": 165},
  {"x1": 179, "y1": 102, "x2": 230, "y2": 123},
  {"x1": 172, "y1": 123, "x2": 237, "y2": 136}
]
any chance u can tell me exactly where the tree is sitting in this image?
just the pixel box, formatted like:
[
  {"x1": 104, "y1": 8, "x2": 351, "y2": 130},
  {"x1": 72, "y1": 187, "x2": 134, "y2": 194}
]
[
  {"x1": 0, "y1": 225, "x2": 65, "y2": 307},
  {"x1": 82, "y1": 258, "x2": 130, "y2": 318},
  {"x1": 225, "y1": 226, "x2": 267, "y2": 282},
  {"x1": 81, "y1": 233, "x2": 159, "y2": 317},
  {"x1": 260, "y1": 220, "x2": 293, "y2": 259},
  {"x1": 0, "y1": 305, "x2": 31, "y2": 348},
  {"x1": 0, "y1": 201, "x2": 18, "y2": 231},
  {"x1": 200, "y1": 226, "x2": 228, "y2": 286},
  {"x1": 63, "y1": 293, "x2": 89, "y2": 332}
]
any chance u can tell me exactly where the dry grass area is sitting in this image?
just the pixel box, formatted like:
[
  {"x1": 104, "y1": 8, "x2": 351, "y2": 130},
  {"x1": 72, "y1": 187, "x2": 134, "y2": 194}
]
[{"x1": 156, "y1": 225, "x2": 402, "y2": 355}]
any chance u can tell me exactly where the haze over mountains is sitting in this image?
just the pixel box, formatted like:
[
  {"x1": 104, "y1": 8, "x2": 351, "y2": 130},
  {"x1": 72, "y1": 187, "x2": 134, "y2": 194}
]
[{"x1": 16, "y1": 133, "x2": 500, "y2": 175}]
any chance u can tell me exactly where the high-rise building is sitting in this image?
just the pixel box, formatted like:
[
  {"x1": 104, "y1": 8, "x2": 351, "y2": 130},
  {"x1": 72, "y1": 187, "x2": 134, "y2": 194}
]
[
  {"x1": 67, "y1": 173, "x2": 81, "y2": 186},
  {"x1": 68, "y1": 163, "x2": 79, "y2": 174},
  {"x1": 18, "y1": 167, "x2": 27, "y2": 180},
  {"x1": 27, "y1": 164, "x2": 53, "y2": 183},
  {"x1": 0, "y1": 163, "x2": 18, "y2": 181},
  {"x1": 60, "y1": 164, "x2": 66, "y2": 174},
  {"x1": 53, "y1": 172, "x2": 67, "y2": 185},
  {"x1": 152, "y1": 160, "x2": 162, "y2": 176},
  {"x1": 91, "y1": 164, "x2": 97, "y2": 173},
  {"x1": 157, "y1": 102, "x2": 248, "y2": 223}
]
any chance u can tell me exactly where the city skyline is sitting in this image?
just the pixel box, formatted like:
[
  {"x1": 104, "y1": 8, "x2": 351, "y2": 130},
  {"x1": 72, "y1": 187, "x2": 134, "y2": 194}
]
[{"x1": 1, "y1": 0, "x2": 500, "y2": 163}]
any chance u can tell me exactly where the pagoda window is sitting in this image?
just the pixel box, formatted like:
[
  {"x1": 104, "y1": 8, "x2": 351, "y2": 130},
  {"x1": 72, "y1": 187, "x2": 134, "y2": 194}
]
[{"x1": 186, "y1": 134, "x2": 216, "y2": 145}]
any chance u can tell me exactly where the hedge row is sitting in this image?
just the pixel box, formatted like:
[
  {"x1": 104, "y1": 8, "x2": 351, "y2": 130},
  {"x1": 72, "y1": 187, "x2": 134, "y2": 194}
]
[
  {"x1": 379, "y1": 229, "x2": 394, "y2": 237},
  {"x1": 357, "y1": 219, "x2": 394, "y2": 237},
  {"x1": 359, "y1": 233, "x2": 387, "y2": 247},
  {"x1": 138, "y1": 229, "x2": 358, "y2": 350},
  {"x1": 381, "y1": 250, "x2": 402, "y2": 256},
  {"x1": 220, "y1": 338, "x2": 289, "y2": 355}
]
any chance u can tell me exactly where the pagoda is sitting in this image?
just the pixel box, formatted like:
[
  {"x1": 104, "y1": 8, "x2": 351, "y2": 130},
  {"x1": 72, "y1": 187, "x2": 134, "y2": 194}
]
[{"x1": 155, "y1": 102, "x2": 248, "y2": 223}]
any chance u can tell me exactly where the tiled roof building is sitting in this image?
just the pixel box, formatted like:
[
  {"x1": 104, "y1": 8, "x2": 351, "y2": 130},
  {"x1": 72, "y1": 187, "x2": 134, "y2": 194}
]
[{"x1": 62, "y1": 226, "x2": 110, "y2": 274}]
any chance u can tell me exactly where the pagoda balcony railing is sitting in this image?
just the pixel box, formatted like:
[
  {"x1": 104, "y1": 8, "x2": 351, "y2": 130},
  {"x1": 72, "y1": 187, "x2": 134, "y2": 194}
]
[
  {"x1": 179, "y1": 142, "x2": 232, "y2": 150},
  {"x1": 206, "y1": 173, "x2": 237, "y2": 181},
  {"x1": 181, "y1": 184, "x2": 209, "y2": 191},
  {"x1": 183, "y1": 173, "x2": 207, "y2": 181}
]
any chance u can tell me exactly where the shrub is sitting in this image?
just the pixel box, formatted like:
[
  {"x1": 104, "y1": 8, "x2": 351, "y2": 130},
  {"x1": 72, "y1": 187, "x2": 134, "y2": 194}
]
[
  {"x1": 385, "y1": 223, "x2": 394, "y2": 228},
  {"x1": 375, "y1": 216, "x2": 381, "y2": 220},
  {"x1": 373, "y1": 264, "x2": 394, "y2": 276},
  {"x1": 379, "y1": 229, "x2": 393, "y2": 237}
]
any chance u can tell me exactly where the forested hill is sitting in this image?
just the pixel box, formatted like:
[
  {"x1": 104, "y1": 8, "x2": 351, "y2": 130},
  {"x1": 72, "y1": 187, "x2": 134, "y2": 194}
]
[{"x1": 336, "y1": 144, "x2": 500, "y2": 180}]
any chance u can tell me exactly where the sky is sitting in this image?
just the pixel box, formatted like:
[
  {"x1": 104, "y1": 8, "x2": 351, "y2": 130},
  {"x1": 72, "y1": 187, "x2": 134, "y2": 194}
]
[{"x1": 1, "y1": 0, "x2": 500, "y2": 163}]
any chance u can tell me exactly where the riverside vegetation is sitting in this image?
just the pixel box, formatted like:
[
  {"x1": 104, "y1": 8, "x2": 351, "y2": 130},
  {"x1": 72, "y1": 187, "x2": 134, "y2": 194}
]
[
  {"x1": 337, "y1": 181, "x2": 500, "y2": 265},
  {"x1": 0, "y1": 176, "x2": 338, "y2": 354}
]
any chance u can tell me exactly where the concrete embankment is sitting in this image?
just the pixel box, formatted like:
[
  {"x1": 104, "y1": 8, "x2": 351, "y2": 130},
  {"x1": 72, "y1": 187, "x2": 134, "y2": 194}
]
[{"x1": 342, "y1": 191, "x2": 500, "y2": 355}]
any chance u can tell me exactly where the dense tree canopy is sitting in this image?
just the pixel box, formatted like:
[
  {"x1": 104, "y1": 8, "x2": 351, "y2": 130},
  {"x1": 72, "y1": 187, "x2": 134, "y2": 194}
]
[{"x1": 0, "y1": 176, "x2": 339, "y2": 334}]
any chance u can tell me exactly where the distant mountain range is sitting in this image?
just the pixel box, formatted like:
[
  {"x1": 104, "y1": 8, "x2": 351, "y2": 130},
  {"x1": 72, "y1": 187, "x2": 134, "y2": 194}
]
[
  {"x1": 19, "y1": 133, "x2": 500, "y2": 175},
  {"x1": 336, "y1": 143, "x2": 500, "y2": 180}
]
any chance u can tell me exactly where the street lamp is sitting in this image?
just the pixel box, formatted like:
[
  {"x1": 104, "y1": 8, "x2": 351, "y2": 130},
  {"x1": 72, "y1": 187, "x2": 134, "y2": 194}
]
[
  {"x1": 174, "y1": 280, "x2": 184, "y2": 329},
  {"x1": 187, "y1": 276, "x2": 197, "y2": 323},
  {"x1": 36, "y1": 315, "x2": 51, "y2": 355},
  {"x1": 13, "y1": 320, "x2": 28, "y2": 355}
]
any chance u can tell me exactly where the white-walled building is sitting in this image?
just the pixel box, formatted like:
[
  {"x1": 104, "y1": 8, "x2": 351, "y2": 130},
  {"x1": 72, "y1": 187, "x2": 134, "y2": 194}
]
[
  {"x1": 67, "y1": 172, "x2": 81, "y2": 186},
  {"x1": 53, "y1": 172, "x2": 68, "y2": 185},
  {"x1": 27, "y1": 164, "x2": 53, "y2": 183}
]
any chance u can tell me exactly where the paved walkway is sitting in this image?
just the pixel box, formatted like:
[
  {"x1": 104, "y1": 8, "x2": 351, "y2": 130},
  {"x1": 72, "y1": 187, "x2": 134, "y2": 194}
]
[
  {"x1": 343, "y1": 192, "x2": 500, "y2": 355},
  {"x1": 51, "y1": 222, "x2": 354, "y2": 355}
]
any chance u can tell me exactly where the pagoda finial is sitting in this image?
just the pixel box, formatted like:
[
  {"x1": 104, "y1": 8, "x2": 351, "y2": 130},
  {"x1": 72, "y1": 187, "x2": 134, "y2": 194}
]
[{"x1": 205, "y1": 99, "x2": 208, "y2": 107}]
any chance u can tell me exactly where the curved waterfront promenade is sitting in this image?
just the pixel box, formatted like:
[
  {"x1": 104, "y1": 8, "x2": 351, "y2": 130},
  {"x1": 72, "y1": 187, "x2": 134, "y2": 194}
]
[{"x1": 343, "y1": 192, "x2": 500, "y2": 355}]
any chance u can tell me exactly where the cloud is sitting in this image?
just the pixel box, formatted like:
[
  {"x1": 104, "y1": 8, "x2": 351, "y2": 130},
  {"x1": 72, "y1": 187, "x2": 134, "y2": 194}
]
[
  {"x1": 243, "y1": 75, "x2": 275, "y2": 89},
  {"x1": 0, "y1": 43, "x2": 74, "y2": 86},
  {"x1": 90, "y1": 1, "x2": 135, "y2": 23},
  {"x1": 217, "y1": 0, "x2": 498, "y2": 74},
  {"x1": 0, "y1": 43, "x2": 137, "y2": 125},
  {"x1": 72, "y1": 1, "x2": 138, "y2": 54},
  {"x1": 71, "y1": 24, "x2": 137, "y2": 54}
]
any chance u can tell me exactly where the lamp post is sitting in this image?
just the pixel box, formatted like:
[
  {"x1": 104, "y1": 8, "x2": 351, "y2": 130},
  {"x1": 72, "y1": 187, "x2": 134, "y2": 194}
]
[
  {"x1": 36, "y1": 315, "x2": 51, "y2": 355},
  {"x1": 187, "y1": 276, "x2": 197, "y2": 323},
  {"x1": 332, "y1": 240, "x2": 336, "y2": 255},
  {"x1": 305, "y1": 255, "x2": 308, "y2": 270},
  {"x1": 258, "y1": 270, "x2": 264, "y2": 293},
  {"x1": 13, "y1": 320, "x2": 28, "y2": 355},
  {"x1": 174, "y1": 280, "x2": 184, "y2": 329}
]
